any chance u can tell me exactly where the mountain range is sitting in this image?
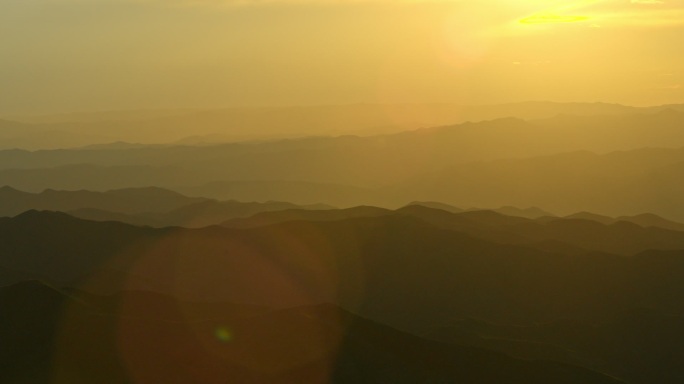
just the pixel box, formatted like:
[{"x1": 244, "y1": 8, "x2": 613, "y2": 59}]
[
  {"x1": 5, "y1": 209, "x2": 684, "y2": 326},
  {"x1": 3, "y1": 110, "x2": 684, "y2": 218},
  {"x1": 5, "y1": 208, "x2": 684, "y2": 382},
  {"x1": 5, "y1": 101, "x2": 684, "y2": 150},
  {"x1": 0, "y1": 186, "x2": 332, "y2": 227},
  {"x1": 5, "y1": 101, "x2": 684, "y2": 383}
]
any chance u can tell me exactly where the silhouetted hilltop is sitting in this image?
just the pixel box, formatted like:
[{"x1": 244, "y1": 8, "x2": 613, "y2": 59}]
[
  {"x1": 223, "y1": 206, "x2": 391, "y2": 228},
  {"x1": 69, "y1": 200, "x2": 334, "y2": 228},
  {"x1": 0, "y1": 186, "x2": 335, "y2": 227},
  {"x1": 66, "y1": 208, "x2": 165, "y2": 227},
  {"x1": 0, "y1": 210, "x2": 162, "y2": 288},
  {"x1": 406, "y1": 201, "x2": 464, "y2": 213},
  {"x1": 455, "y1": 209, "x2": 532, "y2": 226},
  {"x1": 147, "y1": 200, "x2": 334, "y2": 228},
  {"x1": 177, "y1": 180, "x2": 371, "y2": 207},
  {"x1": 0, "y1": 185, "x2": 208, "y2": 216},
  {"x1": 495, "y1": 206, "x2": 553, "y2": 219},
  {"x1": 405, "y1": 202, "x2": 553, "y2": 219},
  {"x1": 402, "y1": 207, "x2": 684, "y2": 256},
  {"x1": 617, "y1": 213, "x2": 684, "y2": 232},
  {"x1": 565, "y1": 212, "x2": 615, "y2": 225},
  {"x1": 560, "y1": 212, "x2": 684, "y2": 232},
  {"x1": 219, "y1": 204, "x2": 684, "y2": 256}
]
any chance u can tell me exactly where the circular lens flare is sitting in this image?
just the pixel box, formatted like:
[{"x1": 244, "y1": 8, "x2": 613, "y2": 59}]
[{"x1": 215, "y1": 327, "x2": 233, "y2": 343}]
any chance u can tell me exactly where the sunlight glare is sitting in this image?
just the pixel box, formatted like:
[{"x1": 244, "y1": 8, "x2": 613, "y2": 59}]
[{"x1": 519, "y1": 13, "x2": 589, "y2": 24}]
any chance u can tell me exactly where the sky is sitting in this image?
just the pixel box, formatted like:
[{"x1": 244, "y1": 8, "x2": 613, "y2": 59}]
[{"x1": 1, "y1": 0, "x2": 683, "y2": 114}]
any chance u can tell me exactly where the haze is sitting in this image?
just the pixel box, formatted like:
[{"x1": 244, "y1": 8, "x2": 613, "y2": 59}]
[
  {"x1": 2, "y1": 0, "x2": 683, "y2": 114},
  {"x1": 8, "y1": 1, "x2": 684, "y2": 384}
]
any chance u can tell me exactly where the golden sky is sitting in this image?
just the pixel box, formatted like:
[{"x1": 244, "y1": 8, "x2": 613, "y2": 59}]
[{"x1": 1, "y1": 0, "x2": 683, "y2": 113}]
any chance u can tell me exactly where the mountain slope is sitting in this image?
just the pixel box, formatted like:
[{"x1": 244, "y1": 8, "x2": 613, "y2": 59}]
[
  {"x1": 5, "y1": 211, "x2": 684, "y2": 330},
  {"x1": 428, "y1": 309, "x2": 684, "y2": 384},
  {"x1": 0, "y1": 281, "x2": 623, "y2": 384}
]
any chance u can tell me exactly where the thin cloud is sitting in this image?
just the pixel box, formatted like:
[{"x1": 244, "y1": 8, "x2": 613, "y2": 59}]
[
  {"x1": 519, "y1": 14, "x2": 590, "y2": 24},
  {"x1": 516, "y1": 0, "x2": 684, "y2": 28}
]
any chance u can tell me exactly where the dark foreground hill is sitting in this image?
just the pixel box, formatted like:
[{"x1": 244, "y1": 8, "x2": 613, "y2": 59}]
[
  {"x1": 5, "y1": 211, "x2": 684, "y2": 330},
  {"x1": 6, "y1": 211, "x2": 684, "y2": 382},
  {"x1": 427, "y1": 309, "x2": 684, "y2": 384},
  {"x1": 0, "y1": 281, "x2": 622, "y2": 384}
]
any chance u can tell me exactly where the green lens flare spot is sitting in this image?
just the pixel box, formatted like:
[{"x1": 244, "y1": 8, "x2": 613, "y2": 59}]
[{"x1": 215, "y1": 327, "x2": 233, "y2": 343}]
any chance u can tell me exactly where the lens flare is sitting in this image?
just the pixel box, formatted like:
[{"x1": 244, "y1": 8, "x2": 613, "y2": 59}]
[{"x1": 215, "y1": 327, "x2": 233, "y2": 343}]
